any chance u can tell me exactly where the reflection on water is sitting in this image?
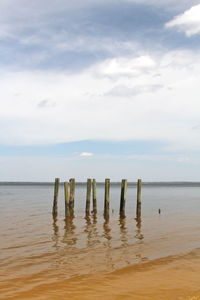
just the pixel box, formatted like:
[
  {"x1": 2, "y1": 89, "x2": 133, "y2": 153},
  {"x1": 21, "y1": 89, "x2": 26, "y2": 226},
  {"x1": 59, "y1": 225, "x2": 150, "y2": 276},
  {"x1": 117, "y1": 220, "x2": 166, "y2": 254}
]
[
  {"x1": 2, "y1": 184, "x2": 200, "y2": 299},
  {"x1": 103, "y1": 217, "x2": 112, "y2": 242},
  {"x1": 52, "y1": 217, "x2": 59, "y2": 249},
  {"x1": 84, "y1": 216, "x2": 95, "y2": 247},
  {"x1": 63, "y1": 217, "x2": 77, "y2": 246},
  {"x1": 52, "y1": 214, "x2": 133, "y2": 250},
  {"x1": 135, "y1": 218, "x2": 144, "y2": 240},
  {"x1": 119, "y1": 218, "x2": 128, "y2": 247}
]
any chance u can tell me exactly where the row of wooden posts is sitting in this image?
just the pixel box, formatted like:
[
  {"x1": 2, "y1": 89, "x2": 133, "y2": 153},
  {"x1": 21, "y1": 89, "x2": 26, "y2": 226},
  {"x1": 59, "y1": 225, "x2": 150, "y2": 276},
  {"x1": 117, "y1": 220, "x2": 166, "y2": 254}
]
[{"x1": 52, "y1": 178, "x2": 142, "y2": 220}]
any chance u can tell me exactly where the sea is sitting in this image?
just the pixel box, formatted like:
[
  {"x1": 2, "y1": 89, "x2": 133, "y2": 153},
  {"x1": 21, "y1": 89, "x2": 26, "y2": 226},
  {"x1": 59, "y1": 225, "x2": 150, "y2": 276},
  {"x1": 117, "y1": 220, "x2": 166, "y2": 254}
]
[{"x1": 1, "y1": 182, "x2": 200, "y2": 300}]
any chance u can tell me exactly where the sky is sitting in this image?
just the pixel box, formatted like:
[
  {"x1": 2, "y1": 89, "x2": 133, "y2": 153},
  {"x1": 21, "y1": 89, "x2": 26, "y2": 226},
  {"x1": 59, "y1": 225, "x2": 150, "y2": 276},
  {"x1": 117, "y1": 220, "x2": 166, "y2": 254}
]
[{"x1": 1, "y1": 0, "x2": 200, "y2": 181}]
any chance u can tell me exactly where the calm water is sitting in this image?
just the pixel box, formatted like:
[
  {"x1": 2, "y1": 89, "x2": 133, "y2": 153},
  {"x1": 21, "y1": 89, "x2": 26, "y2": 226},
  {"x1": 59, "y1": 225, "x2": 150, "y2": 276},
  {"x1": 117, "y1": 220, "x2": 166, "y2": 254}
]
[{"x1": 1, "y1": 183, "x2": 200, "y2": 299}]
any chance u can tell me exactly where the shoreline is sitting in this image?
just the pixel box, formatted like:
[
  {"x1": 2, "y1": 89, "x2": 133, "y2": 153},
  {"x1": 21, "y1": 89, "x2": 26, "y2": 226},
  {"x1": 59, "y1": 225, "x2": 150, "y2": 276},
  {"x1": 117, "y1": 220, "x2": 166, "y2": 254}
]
[{"x1": 3, "y1": 247, "x2": 200, "y2": 300}]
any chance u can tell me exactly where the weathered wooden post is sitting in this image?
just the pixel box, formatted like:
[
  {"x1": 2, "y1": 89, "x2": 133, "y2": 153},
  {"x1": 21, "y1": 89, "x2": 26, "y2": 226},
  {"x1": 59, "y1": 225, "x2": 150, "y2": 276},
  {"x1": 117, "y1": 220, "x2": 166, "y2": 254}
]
[
  {"x1": 104, "y1": 178, "x2": 110, "y2": 217},
  {"x1": 120, "y1": 179, "x2": 127, "y2": 218},
  {"x1": 69, "y1": 178, "x2": 75, "y2": 215},
  {"x1": 64, "y1": 182, "x2": 70, "y2": 218},
  {"x1": 86, "y1": 178, "x2": 92, "y2": 216},
  {"x1": 52, "y1": 178, "x2": 60, "y2": 218},
  {"x1": 92, "y1": 179, "x2": 97, "y2": 214},
  {"x1": 136, "y1": 179, "x2": 142, "y2": 219}
]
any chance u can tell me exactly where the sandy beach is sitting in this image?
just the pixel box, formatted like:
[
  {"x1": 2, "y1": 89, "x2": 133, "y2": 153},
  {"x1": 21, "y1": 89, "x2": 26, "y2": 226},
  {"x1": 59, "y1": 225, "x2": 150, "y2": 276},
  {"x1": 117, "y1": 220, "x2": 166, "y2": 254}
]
[{"x1": 3, "y1": 248, "x2": 200, "y2": 300}]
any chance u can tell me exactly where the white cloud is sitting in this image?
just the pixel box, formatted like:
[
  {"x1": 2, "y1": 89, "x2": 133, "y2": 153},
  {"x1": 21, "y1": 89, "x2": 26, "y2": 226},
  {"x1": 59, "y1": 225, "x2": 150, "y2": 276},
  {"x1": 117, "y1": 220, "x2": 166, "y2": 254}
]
[
  {"x1": 80, "y1": 152, "x2": 94, "y2": 157},
  {"x1": 105, "y1": 84, "x2": 163, "y2": 97},
  {"x1": 95, "y1": 56, "x2": 156, "y2": 78},
  {"x1": 1, "y1": 50, "x2": 200, "y2": 150},
  {"x1": 165, "y1": 4, "x2": 200, "y2": 36}
]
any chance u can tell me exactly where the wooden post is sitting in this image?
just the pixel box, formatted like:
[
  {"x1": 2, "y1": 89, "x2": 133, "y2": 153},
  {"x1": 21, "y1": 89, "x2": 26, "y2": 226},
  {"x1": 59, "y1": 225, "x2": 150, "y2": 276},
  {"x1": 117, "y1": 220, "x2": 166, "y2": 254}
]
[
  {"x1": 64, "y1": 182, "x2": 70, "y2": 218},
  {"x1": 52, "y1": 178, "x2": 60, "y2": 218},
  {"x1": 104, "y1": 179, "x2": 110, "y2": 217},
  {"x1": 136, "y1": 179, "x2": 142, "y2": 219},
  {"x1": 86, "y1": 178, "x2": 92, "y2": 215},
  {"x1": 69, "y1": 178, "x2": 75, "y2": 215},
  {"x1": 92, "y1": 179, "x2": 97, "y2": 214},
  {"x1": 120, "y1": 179, "x2": 127, "y2": 217}
]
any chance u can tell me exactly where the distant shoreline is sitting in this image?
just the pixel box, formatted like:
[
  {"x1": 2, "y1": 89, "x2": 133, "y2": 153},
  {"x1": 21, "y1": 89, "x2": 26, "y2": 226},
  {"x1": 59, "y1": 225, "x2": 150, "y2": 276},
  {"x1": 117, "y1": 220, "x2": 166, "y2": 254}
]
[{"x1": 1, "y1": 181, "x2": 200, "y2": 187}]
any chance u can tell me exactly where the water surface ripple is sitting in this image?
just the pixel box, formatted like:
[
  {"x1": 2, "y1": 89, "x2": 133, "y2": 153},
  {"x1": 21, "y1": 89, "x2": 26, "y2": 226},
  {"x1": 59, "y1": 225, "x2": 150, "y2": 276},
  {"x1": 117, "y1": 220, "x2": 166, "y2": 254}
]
[{"x1": 1, "y1": 183, "x2": 200, "y2": 299}]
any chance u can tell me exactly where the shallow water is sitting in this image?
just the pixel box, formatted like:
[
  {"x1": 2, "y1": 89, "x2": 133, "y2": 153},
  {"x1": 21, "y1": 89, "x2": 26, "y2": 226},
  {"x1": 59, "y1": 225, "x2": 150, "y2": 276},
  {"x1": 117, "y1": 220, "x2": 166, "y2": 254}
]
[{"x1": 1, "y1": 183, "x2": 200, "y2": 299}]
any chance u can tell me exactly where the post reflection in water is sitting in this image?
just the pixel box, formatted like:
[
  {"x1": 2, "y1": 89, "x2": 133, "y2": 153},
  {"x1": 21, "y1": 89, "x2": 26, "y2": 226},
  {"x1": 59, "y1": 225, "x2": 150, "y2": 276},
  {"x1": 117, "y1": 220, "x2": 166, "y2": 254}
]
[
  {"x1": 52, "y1": 213, "x2": 147, "y2": 262},
  {"x1": 52, "y1": 215, "x2": 146, "y2": 250},
  {"x1": 84, "y1": 215, "x2": 92, "y2": 247},
  {"x1": 84, "y1": 215, "x2": 99, "y2": 247},
  {"x1": 134, "y1": 218, "x2": 148, "y2": 262},
  {"x1": 63, "y1": 216, "x2": 77, "y2": 246},
  {"x1": 119, "y1": 217, "x2": 128, "y2": 247},
  {"x1": 103, "y1": 215, "x2": 115, "y2": 270},
  {"x1": 135, "y1": 218, "x2": 144, "y2": 240},
  {"x1": 50, "y1": 213, "x2": 149, "y2": 273},
  {"x1": 103, "y1": 216, "x2": 112, "y2": 242},
  {"x1": 52, "y1": 216, "x2": 59, "y2": 249}
]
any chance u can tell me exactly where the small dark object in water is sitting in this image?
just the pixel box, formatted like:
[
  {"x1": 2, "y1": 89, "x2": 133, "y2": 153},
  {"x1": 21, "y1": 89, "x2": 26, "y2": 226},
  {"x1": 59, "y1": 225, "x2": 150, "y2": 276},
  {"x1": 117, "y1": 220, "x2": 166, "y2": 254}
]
[{"x1": 158, "y1": 209, "x2": 161, "y2": 214}]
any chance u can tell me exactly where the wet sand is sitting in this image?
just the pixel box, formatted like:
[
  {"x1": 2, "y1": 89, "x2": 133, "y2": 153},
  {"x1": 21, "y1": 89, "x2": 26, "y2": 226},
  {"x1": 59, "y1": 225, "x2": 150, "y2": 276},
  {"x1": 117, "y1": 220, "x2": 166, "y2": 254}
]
[{"x1": 2, "y1": 249, "x2": 200, "y2": 300}]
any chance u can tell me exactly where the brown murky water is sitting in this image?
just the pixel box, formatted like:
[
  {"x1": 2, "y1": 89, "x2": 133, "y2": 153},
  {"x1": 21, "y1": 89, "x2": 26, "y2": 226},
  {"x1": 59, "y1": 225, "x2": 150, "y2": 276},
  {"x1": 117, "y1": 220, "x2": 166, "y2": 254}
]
[{"x1": 1, "y1": 183, "x2": 200, "y2": 299}]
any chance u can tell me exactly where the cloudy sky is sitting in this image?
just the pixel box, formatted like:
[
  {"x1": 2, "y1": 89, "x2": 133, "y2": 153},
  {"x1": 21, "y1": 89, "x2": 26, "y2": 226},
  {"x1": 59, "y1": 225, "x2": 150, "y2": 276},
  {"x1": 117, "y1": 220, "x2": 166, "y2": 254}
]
[{"x1": 1, "y1": 0, "x2": 200, "y2": 181}]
